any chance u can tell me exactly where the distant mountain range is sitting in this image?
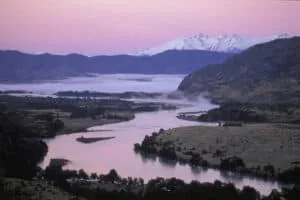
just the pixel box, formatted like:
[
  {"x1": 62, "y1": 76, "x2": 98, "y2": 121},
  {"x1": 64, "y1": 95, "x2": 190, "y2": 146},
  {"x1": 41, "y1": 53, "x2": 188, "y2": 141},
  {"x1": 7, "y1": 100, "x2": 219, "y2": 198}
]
[
  {"x1": 0, "y1": 50, "x2": 231, "y2": 82},
  {"x1": 0, "y1": 33, "x2": 295, "y2": 83},
  {"x1": 178, "y1": 37, "x2": 300, "y2": 104},
  {"x1": 132, "y1": 33, "x2": 291, "y2": 56}
]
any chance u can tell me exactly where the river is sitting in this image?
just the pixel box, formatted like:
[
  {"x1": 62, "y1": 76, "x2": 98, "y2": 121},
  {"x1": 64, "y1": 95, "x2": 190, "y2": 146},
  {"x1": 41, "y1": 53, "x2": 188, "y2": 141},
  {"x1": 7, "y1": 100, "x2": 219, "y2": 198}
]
[
  {"x1": 41, "y1": 99, "x2": 281, "y2": 196},
  {"x1": 1, "y1": 74, "x2": 282, "y2": 195}
]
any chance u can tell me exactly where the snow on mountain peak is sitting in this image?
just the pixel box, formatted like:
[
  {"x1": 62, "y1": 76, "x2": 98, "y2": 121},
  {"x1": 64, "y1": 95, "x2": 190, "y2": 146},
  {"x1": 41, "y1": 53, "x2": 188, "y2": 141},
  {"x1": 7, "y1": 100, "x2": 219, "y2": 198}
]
[{"x1": 131, "y1": 33, "x2": 292, "y2": 56}]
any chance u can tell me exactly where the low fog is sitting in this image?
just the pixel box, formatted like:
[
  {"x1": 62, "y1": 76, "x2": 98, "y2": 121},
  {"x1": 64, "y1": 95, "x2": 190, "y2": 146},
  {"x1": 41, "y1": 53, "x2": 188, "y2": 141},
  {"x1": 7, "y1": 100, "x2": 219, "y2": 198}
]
[{"x1": 0, "y1": 74, "x2": 186, "y2": 94}]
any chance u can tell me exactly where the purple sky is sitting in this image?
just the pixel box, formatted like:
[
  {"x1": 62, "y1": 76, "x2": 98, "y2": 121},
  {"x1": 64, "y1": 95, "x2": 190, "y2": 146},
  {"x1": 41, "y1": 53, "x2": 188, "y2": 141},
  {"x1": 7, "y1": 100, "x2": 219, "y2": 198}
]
[{"x1": 1, "y1": 0, "x2": 300, "y2": 55}]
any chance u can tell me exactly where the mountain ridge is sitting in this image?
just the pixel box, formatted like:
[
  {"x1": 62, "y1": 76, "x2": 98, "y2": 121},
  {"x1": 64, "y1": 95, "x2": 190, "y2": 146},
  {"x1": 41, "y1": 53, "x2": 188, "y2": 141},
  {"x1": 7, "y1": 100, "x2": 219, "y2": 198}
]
[
  {"x1": 132, "y1": 33, "x2": 291, "y2": 56},
  {"x1": 0, "y1": 49, "x2": 232, "y2": 82},
  {"x1": 178, "y1": 37, "x2": 300, "y2": 104}
]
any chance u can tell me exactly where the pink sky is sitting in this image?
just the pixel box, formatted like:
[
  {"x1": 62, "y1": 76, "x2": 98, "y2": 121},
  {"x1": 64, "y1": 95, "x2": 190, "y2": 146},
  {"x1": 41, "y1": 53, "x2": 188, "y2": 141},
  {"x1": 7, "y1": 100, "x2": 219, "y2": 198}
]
[{"x1": 0, "y1": 0, "x2": 300, "y2": 55}]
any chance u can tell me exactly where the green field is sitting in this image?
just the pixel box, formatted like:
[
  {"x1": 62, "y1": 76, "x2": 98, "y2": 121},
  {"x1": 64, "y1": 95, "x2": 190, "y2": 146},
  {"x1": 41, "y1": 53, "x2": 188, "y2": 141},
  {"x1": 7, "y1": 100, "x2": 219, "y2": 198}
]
[{"x1": 154, "y1": 123, "x2": 300, "y2": 172}]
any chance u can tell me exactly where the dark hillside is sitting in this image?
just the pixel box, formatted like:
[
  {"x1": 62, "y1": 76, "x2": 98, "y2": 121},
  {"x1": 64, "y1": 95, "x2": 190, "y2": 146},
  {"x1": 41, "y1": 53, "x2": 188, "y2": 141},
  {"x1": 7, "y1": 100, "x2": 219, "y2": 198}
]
[
  {"x1": 178, "y1": 37, "x2": 300, "y2": 104},
  {"x1": 0, "y1": 50, "x2": 231, "y2": 82}
]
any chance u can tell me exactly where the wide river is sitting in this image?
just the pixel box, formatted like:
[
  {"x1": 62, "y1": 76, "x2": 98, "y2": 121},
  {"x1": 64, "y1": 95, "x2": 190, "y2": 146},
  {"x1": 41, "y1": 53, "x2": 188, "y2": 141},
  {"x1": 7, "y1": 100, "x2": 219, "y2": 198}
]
[
  {"x1": 41, "y1": 100, "x2": 281, "y2": 196},
  {"x1": 1, "y1": 74, "x2": 282, "y2": 195}
]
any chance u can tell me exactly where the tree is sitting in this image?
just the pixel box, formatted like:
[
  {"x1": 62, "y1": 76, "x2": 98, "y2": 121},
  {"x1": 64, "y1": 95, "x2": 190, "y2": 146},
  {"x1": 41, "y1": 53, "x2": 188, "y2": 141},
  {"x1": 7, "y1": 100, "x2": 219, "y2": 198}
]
[
  {"x1": 78, "y1": 169, "x2": 88, "y2": 179},
  {"x1": 91, "y1": 172, "x2": 98, "y2": 179}
]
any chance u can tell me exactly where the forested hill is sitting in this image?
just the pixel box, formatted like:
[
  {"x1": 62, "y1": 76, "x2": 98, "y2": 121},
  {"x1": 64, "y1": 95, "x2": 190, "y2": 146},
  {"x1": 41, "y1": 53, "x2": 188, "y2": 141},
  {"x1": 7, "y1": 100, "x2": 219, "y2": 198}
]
[
  {"x1": 178, "y1": 37, "x2": 300, "y2": 104},
  {"x1": 0, "y1": 50, "x2": 231, "y2": 82}
]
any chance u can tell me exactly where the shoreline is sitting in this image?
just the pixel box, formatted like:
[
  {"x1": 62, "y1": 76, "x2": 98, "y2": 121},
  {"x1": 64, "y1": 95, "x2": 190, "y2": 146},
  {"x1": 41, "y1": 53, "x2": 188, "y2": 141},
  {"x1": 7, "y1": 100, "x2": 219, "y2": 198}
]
[
  {"x1": 176, "y1": 114, "x2": 201, "y2": 122},
  {"x1": 5, "y1": 168, "x2": 298, "y2": 200},
  {"x1": 134, "y1": 123, "x2": 300, "y2": 185},
  {"x1": 56, "y1": 117, "x2": 133, "y2": 135}
]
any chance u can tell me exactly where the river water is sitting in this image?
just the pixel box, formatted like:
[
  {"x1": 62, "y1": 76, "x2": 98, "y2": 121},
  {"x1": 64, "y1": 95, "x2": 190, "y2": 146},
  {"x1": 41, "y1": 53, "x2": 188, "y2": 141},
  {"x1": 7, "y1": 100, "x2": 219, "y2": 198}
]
[
  {"x1": 41, "y1": 99, "x2": 281, "y2": 195},
  {"x1": 1, "y1": 74, "x2": 282, "y2": 195}
]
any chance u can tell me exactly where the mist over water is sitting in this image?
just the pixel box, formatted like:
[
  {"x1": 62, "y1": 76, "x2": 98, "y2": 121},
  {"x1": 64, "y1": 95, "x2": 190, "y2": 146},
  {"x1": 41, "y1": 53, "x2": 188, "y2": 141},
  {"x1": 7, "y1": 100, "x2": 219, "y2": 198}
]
[
  {"x1": 0, "y1": 74, "x2": 186, "y2": 94},
  {"x1": 1, "y1": 74, "x2": 282, "y2": 195}
]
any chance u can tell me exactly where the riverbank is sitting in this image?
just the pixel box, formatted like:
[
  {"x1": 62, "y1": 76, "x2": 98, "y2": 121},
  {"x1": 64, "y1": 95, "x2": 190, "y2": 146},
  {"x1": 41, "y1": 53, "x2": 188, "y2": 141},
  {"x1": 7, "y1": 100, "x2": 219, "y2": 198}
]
[
  {"x1": 40, "y1": 167, "x2": 298, "y2": 200},
  {"x1": 57, "y1": 112, "x2": 134, "y2": 134},
  {"x1": 0, "y1": 174, "x2": 286, "y2": 200},
  {"x1": 0, "y1": 94, "x2": 180, "y2": 137},
  {"x1": 135, "y1": 123, "x2": 300, "y2": 184},
  {"x1": 55, "y1": 90, "x2": 163, "y2": 99},
  {"x1": 2, "y1": 94, "x2": 299, "y2": 199},
  {"x1": 3, "y1": 158, "x2": 299, "y2": 200}
]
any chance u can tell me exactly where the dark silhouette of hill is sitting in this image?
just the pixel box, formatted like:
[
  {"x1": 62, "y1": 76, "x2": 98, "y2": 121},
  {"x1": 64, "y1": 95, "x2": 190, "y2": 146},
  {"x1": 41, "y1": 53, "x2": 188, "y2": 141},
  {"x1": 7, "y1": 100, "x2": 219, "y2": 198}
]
[
  {"x1": 0, "y1": 50, "x2": 232, "y2": 82},
  {"x1": 178, "y1": 37, "x2": 300, "y2": 104}
]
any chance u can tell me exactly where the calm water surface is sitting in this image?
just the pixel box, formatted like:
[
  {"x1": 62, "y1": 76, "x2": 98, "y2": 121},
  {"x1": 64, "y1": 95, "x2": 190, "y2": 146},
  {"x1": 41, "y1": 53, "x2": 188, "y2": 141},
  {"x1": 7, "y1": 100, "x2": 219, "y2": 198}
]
[
  {"x1": 0, "y1": 74, "x2": 185, "y2": 94},
  {"x1": 41, "y1": 101, "x2": 281, "y2": 195},
  {"x1": 1, "y1": 74, "x2": 282, "y2": 195}
]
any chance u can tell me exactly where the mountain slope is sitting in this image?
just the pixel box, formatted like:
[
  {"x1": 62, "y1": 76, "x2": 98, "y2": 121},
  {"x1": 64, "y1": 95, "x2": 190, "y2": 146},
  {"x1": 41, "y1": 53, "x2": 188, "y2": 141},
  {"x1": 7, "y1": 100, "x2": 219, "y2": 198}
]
[
  {"x1": 178, "y1": 37, "x2": 300, "y2": 104},
  {"x1": 0, "y1": 50, "x2": 232, "y2": 82},
  {"x1": 133, "y1": 33, "x2": 291, "y2": 56}
]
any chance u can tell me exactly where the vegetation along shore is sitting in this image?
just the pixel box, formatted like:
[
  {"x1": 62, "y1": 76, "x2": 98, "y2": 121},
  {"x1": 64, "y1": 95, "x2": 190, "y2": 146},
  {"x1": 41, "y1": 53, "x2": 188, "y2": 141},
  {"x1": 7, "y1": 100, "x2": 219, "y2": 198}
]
[{"x1": 132, "y1": 37, "x2": 300, "y2": 185}]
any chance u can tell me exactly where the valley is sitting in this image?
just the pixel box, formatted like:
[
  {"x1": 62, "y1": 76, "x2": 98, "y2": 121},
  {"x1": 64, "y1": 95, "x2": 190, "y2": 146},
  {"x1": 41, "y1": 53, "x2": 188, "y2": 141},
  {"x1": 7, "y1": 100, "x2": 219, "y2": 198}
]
[
  {"x1": 137, "y1": 36, "x2": 300, "y2": 184},
  {"x1": 0, "y1": 50, "x2": 231, "y2": 82},
  {"x1": 1, "y1": 0, "x2": 300, "y2": 198},
  {"x1": 1, "y1": 38, "x2": 300, "y2": 199}
]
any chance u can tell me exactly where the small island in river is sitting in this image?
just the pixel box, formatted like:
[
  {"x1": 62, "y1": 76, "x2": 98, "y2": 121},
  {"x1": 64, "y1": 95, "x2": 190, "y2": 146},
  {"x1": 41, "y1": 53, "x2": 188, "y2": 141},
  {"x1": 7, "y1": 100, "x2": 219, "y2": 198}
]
[{"x1": 76, "y1": 136, "x2": 115, "y2": 143}]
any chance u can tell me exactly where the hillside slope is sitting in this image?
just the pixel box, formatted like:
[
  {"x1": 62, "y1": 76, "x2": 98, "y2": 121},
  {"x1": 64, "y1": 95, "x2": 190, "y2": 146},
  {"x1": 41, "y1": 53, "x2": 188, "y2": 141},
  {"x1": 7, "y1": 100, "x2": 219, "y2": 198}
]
[
  {"x1": 178, "y1": 37, "x2": 300, "y2": 104},
  {"x1": 0, "y1": 50, "x2": 231, "y2": 82}
]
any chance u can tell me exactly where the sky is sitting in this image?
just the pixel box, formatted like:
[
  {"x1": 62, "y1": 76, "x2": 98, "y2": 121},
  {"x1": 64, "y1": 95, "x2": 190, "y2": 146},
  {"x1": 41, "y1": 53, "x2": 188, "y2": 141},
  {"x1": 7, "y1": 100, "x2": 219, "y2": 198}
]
[{"x1": 0, "y1": 0, "x2": 300, "y2": 55}]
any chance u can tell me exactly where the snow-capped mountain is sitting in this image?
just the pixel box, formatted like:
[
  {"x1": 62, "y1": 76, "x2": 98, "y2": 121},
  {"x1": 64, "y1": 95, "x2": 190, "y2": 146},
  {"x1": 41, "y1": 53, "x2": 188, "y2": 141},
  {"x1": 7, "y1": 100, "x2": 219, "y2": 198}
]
[{"x1": 131, "y1": 33, "x2": 291, "y2": 56}]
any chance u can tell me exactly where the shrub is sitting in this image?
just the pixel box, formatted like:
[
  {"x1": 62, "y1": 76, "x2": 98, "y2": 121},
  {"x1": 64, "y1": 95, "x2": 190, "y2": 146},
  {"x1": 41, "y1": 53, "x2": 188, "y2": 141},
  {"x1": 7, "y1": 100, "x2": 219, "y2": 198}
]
[
  {"x1": 278, "y1": 167, "x2": 300, "y2": 184},
  {"x1": 158, "y1": 144, "x2": 177, "y2": 160}
]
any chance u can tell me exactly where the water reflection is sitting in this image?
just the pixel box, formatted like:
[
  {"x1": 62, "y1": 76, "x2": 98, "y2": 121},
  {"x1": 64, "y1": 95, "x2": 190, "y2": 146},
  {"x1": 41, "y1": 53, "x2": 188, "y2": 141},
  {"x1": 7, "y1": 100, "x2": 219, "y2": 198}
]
[
  {"x1": 190, "y1": 166, "x2": 202, "y2": 175},
  {"x1": 42, "y1": 101, "x2": 282, "y2": 195},
  {"x1": 190, "y1": 166, "x2": 209, "y2": 175},
  {"x1": 220, "y1": 171, "x2": 244, "y2": 184},
  {"x1": 158, "y1": 157, "x2": 177, "y2": 168},
  {"x1": 138, "y1": 151, "x2": 157, "y2": 164}
]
